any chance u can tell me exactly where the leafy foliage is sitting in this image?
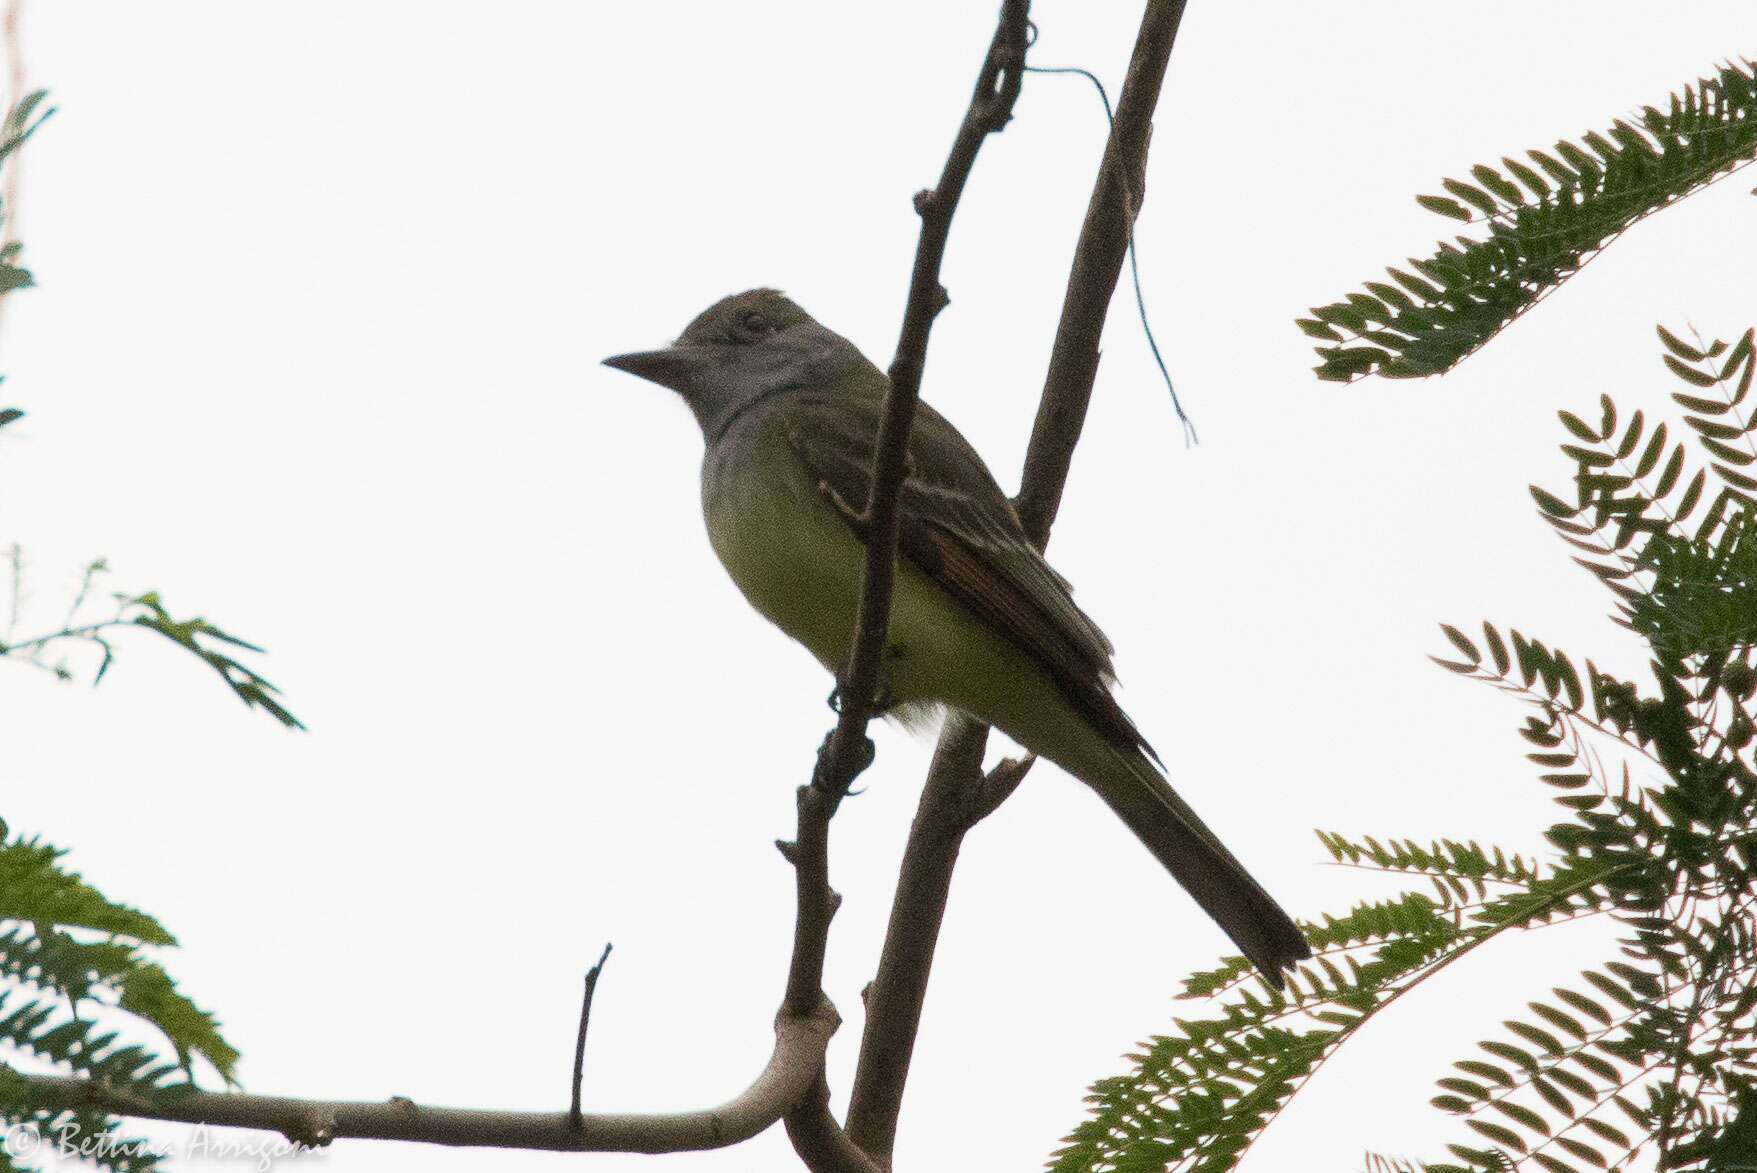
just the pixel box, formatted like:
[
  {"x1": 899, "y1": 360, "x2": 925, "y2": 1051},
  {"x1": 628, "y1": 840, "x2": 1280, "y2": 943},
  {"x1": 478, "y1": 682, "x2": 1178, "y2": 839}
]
[
  {"x1": 1050, "y1": 326, "x2": 1757, "y2": 1172},
  {"x1": 0, "y1": 85, "x2": 301, "y2": 731},
  {"x1": 0, "y1": 87, "x2": 270, "y2": 1172},
  {"x1": 0, "y1": 552, "x2": 304, "y2": 728},
  {"x1": 1299, "y1": 61, "x2": 1757, "y2": 382},
  {"x1": 128, "y1": 591, "x2": 304, "y2": 728},
  {"x1": 0, "y1": 827, "x2": 239, "y2": 1173}
]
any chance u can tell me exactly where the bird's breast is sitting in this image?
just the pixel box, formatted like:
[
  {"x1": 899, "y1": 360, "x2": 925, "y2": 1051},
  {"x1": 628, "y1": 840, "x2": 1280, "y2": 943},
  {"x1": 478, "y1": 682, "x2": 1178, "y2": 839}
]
[
  {"x1": 700, "y1": 413, "x2": 868, "y2": 673},
  {"x1": 696, "y1": 409, "x2": 1061, "y2": 726}
]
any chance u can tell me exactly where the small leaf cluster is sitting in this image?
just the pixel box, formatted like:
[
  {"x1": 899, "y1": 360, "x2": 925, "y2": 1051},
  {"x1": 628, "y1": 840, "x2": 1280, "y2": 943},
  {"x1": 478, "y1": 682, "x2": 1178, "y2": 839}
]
[
  {"x1": 0, "y1": 826, "x2": 239, "y2": 1173},
  {"x1": 1523, "y1": 325, "x2": 1756, "y2": 681},
  {"x1": 0, "y1": 89, "x2": 49, "y2": 299},
  {"x1": 1299, "y1": 60, "x2": 1757, "y2": 382},
  {"x1": 1050, "y1": 880, "x2": 1473, "y2": 1173},
  {"x1": 1052, "y1": 326, "x2": 1757, "y2": 1172},
  {"x1": 0, "y1": 89, "x2": 297, "y2": 730},
  {"x1": 0, "y1": 553, "x2": 303, "y2": 729},
  {"x1": 127, "y1": 592, "x2": 303, "y2": 728}
]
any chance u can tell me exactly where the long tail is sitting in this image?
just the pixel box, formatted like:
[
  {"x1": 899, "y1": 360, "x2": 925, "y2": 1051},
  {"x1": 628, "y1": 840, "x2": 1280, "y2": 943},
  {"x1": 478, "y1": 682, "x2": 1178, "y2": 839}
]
[{"x1": 1086, "y1": 747, "x2": 1310, "y2": 985}]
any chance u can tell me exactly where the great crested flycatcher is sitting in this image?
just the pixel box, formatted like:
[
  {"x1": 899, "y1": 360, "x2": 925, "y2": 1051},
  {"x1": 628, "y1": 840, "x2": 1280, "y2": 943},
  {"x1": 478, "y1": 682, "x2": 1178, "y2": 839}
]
[{"x1": 603, "y1": 288, "x2": 1309, "y2": 982}]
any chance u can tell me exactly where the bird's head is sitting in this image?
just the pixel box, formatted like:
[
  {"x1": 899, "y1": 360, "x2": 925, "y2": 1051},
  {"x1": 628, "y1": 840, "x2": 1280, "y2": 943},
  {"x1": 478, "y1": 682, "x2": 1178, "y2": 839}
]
[{"x1": 603, "y1": 289, "x2": 879, "y2": 439}]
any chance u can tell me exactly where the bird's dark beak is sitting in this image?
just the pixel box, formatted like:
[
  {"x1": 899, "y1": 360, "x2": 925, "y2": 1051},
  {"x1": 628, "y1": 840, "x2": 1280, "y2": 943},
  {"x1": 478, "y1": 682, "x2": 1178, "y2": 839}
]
[{"x1": 602, "y1": 345, "x2": 717, "y2": 394}]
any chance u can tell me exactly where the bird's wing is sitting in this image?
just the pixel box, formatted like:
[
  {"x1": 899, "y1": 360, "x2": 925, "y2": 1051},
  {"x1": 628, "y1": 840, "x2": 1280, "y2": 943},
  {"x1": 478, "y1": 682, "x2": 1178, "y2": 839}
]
[{"x1": 780, "y1": 391, "x2": 1152, "y2": 756}]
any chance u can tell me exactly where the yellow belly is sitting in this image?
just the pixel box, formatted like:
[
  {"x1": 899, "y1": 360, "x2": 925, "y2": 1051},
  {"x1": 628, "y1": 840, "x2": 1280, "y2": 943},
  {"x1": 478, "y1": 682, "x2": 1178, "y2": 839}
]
[
  {"x1": 702, "y1": 413, "x2": 880, "y2": 681},
  {"x1": 698, "y1": 411, "x2": 1100, "y2": 777}
]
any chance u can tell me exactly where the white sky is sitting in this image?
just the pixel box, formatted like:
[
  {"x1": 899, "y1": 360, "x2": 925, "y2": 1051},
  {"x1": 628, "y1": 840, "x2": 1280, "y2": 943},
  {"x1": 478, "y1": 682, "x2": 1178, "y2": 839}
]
[{"x1": 2, "y1": 4, "x2": 1753, "y2": 1171}]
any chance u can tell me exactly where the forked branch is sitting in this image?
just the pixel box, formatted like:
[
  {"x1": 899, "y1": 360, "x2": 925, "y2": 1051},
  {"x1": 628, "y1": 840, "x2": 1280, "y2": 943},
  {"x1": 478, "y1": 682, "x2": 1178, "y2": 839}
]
[{"x1": 845, "y1": 2, "x2": 1192, "y2": 1165}]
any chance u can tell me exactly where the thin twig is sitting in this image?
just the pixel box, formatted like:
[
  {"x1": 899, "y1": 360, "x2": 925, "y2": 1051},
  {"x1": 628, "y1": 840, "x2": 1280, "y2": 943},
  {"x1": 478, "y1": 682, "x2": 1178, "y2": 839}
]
[
  {"x1": 567, "y1": 942, "x2": 613, "y2": 1129},
  {"x1": 780, "y1": 785, "x2": 844, "y2": 1021},
  {"x1": 780, "y1": 5, "x2": 1031, "y2": 1169},
  {"x1": 783, "y1": 0, "x2": 1029, "y2": 1033},
  {"x1": 811, "y1": 0, "x2": 1031, "y2": 806},
  {"x1": 780, "y1": 0, "x2": 1029, "y2": 1067},
  {"x1": 844, "y1": 2, "x2": 1191, "y2": 1164}
]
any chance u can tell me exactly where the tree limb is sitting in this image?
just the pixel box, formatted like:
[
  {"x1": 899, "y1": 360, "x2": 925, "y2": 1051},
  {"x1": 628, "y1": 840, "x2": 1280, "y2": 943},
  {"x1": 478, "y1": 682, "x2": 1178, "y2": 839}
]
[
  {"x1": 781, "y1": 4, "x2": 1031, "y2": 1168},
  {"x1": 845, "y1": 718, "x2": 991, "y2": 1161},
  {"x1": 843, "y1": 2, "x2": 1192, "y2": 1165},
  {"x1": 5, "y1": 997, "x2": 840, "y2": 1152},
  {"x1": 811, "y1": 0, "x2": 1031, "y2": 804},
  {"x1": 784, "y1": 1072, "x2": 883, "y2": 1173}
]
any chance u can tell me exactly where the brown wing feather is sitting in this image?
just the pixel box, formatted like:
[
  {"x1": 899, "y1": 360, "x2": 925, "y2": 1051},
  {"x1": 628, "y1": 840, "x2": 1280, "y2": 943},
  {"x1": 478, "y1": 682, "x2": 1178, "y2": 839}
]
[{"x1": 780, "y1": 390, "x2": 1154, "y2": 759}]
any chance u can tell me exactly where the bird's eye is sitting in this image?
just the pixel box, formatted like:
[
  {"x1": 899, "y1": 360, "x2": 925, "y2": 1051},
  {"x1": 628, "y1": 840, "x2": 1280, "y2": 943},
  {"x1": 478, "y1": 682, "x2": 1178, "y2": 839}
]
[{"x1": 737, "y1": 310, "x2": 771, "y2": 339}]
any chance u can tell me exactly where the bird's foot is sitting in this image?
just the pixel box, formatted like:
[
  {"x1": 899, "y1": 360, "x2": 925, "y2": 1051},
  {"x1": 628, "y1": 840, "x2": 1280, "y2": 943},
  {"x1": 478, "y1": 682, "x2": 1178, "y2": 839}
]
[{"x1": 826, "y1": 680, "x2": 894, "y2": 717}]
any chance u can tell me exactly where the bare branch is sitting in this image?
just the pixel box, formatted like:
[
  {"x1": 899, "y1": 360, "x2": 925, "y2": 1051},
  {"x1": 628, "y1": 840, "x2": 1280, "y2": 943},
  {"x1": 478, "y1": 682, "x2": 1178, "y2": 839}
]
[
  {"x1": 845, "y1": 718, "x2": 990, "y2": 1160},
  {"x1": 783, "y1": 775, "x2": 848, "y2": 1022},
  {"x1": 812, "y1": 0, "x2": 1031, "y2": 802},
  {"x1": 781, "y1": 5, "x2": 1032, "y2": 1167},
  {"x1": 5, "y1": 998, "x2": 840, "y2": 1153},
  {"x1": 968, "y1": 752, "x2": 1037, "y2": 825},
  {"x1": 1014, "y1": 0, "x2": 1190, "y2": 548},
  {"x1": 845, "y1": 2, "x2": 1191, "y2": 1163},
  {"x1": 567, "y1": 942, "x2": 613, "y2": 1129}
]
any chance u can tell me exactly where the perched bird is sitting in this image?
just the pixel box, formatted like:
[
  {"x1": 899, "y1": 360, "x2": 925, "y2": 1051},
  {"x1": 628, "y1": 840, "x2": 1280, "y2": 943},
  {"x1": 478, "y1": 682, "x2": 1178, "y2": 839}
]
[{"x1": 604, "y1": 289, "x2": 1309, "y2": 982}]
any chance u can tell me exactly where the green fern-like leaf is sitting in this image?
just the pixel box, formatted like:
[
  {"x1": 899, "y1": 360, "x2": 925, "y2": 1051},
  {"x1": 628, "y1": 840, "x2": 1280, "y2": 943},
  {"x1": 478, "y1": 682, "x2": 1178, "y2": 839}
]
[
  {"x1": 0, "y1": 838, "x2": 236, "y2": 1084},
  {"x1": 1301, "y1": 62, "x2": 1757, "y2": 382},
  {"x1": 1057, "y1": 325, "x2": 1757, "y2": 1172},
  {"x1": 0, "y1": 829, "x2": 241, "y2": 1172},
  {"x1": 0, "y1": 91, "x2": 50, "y2": 300},
  {"x1": 127, "y1": 593, "x2": 304, "y2": 729},
  {"x1": 0, "y1": 840, "x2": 171, "y2": 943}
]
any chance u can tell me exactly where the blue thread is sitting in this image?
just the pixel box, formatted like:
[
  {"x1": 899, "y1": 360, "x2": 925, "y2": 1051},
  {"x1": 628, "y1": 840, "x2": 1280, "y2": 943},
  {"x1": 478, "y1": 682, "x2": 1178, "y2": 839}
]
[{"x1": 1025, "y1": 39, "x2": 1196, "y2": 445}]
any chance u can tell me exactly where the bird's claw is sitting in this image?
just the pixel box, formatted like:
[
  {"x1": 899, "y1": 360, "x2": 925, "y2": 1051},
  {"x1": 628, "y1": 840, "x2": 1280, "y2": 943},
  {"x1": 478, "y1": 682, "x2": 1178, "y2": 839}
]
[
  {"x1": 812, "y1": 729, "x2": 876, "y2": 795},
  {"x1": 826, "y1": 680, "x2": 892, "y2": 717}
]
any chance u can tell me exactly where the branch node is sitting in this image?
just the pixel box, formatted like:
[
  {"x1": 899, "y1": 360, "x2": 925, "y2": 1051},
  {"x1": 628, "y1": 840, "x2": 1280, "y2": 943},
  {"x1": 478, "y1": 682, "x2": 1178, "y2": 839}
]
[
  {"x1": 966, "y1": 753, "x2": 1037, "y2": 826},
  {"x1": 281, "y1": 1109, "x2": 336, "y2": 1149},
  {"x1": 912, "y1": 188, "x2": 936, "y2": 215},
  {"x1": 779, "y1": 991, "x2": 843, "y2": 1037},
  {"x1": 776, "y1": 838, "x2": 799, "y2": 865},
  {"x1": 812, "y1": 730, "x2": 875, "y2": 795}
]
